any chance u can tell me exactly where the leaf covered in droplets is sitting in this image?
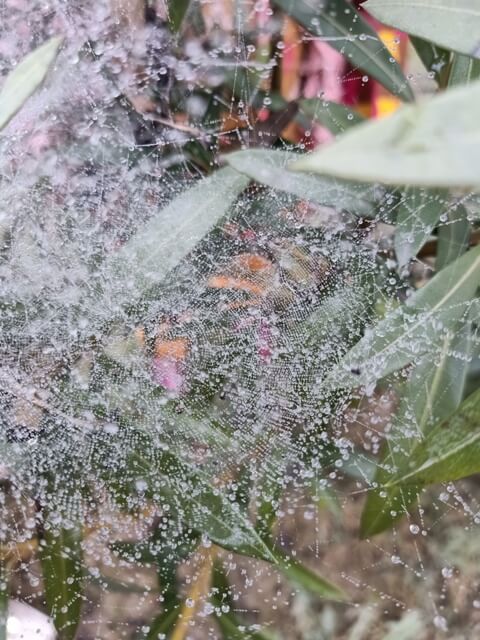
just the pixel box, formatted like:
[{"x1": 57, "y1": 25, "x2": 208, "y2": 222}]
[{"x1": 0, "y1": 37, "x2": 62, "y2": 131}]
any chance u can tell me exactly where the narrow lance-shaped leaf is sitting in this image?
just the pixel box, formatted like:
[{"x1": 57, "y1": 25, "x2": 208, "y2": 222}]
[
  {"x1": 212, "y1": 564, "x2": 277, "y2": 640},
  {"x1": 300, "y1": 98, "x2": 365, "y2": 135},
  {"x1": 291, "y1": 77, "x2": 480, "y2": 188},
  {"x1": 100, "y1": 167, "x2": 249, "y2": 308},
  {"x1": 385, "y1": 386, "x2": 480, "y2": 489},
  {"x1": 364, "y1": 0, "x2": 480, "y2": 60},
  {"x1": 436, "y1": 204, "x2": 471, "y2": 270},
  {"x1": 167, "y1": 0, "x2": 191, "y2": 32},
  {"x1": 0, "y1": 37, "x2": 62, "y2": 131},
  {"x1": 39, "y1": 525, "x2": 83, "y2": 640},
  {"x1": 433, "y1": 58, "x2": 478, "y2": 268},
  {"x1": 273, "y1": 551, "x2": 346, "y2": 600},
  {"x1": 272, "y1": 0, "x2": 413, "y2": 102},
  {"x1": 124, "y1": 447, "x2": 275, "y2": 562},
  {"x1": 360, "y1": 323, "x2": 473, "y2": 537},
  {"x1": 394, "y1": 188, "x2": 448, "y2": 267},
  {"x1": 326, "y1": 244, "x2": 480, "y2": 391},
  {"x1": 410, "y1": 36, "x2": 451, "y2": 88},
  {"x1": 224, "y1": 149, "x2": 375, "y2": 215}
]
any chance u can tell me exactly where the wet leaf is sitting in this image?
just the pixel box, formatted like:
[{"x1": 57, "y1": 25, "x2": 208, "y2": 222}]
[
  {"x1": 410, "y1": 36, "x2": 451, "y2": 88},
  {"x1": 291, "y1": 78, "x2": 480, "y2": 188},
  {"x1": 272, "y1": 0, "x2": 413, "y2": 101},
  {"x1": 327, "y1": 244, "x2": 480, "y2": 390},
  {"x1": 364, "y1": 0, "x2": 480, "y2": 59},
  {"x1": 102, "y1": 168, "x2": 250, "y2": 304},
  {"x1": 360, "y1": 324, "x2": 473, "y2": 537},
  {"x1": 0, "y1": 37, "x2": 62, "y2": 132},
  {"x1": 436, "y1": 204, "x2": 471, "y2": 270},
  {"x1": 224, "y1": 149, "x2": 374, "y2": 215},
  {"x1": 167, "y1": 0, "x2": 191, "y2": 32},
  {"x1": 273, "y1": 551, "x2": 346, "y2": 600},
  {"x1": 394, "y1": 188, "x2": 447, "y2": 267},
  {"x1": 300, "y1": 98, "x2": 365, "y2": 134},
  {"x1": 125, "y1": 448, "x2": 274, "y2": 562},
  {"x1": 385, "y1": 386, "x2": 480, "y2": 489},
  {"x1": 39, "y1": 525, "x2": 83, "y2": 640},
  {"x1": 215, "y1": 612, "x2": 277, "y2": 640}
]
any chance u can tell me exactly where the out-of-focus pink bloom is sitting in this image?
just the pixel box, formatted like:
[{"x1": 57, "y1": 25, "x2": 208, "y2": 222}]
[
  {"x1": 152, "y1": 357, "x2": 185, "y2": 393},
  {"x1": 302, "y1": 40, "x2": 346, "y2": 144},
  {"x1": 152, "y1": 338, "x2": 188, "y2": 394}
]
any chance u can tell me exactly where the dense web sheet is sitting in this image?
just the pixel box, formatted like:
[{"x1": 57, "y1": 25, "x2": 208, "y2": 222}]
[{"x1": 0, "y1": 2, "x2": 480, "y2": 639}]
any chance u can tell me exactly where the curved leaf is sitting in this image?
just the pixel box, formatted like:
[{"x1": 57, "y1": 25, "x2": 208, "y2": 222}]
[
  {"x1": 394, "y1": 188, "x2": 447, "y2": 266},
  {"x1": 386, "y1": 386, "x2": 480, "y2": 488},
  {"x1": 272, "y1": 0, "x2": 413, "y2": 101},
  {"x1": 300, "y1": 98, "x2": 365, "y2": 134},
  {"x1": 291, "y1": 77, "x2": 480, "y2": 188},
  {"x1": 410, "y1": 36, "x2": 451, "y2": 88},
  {"x1": 360, "y1": 323, "x2": 473, "y2": 537},
  {"x1": 0, "y1": 37, "x2": 62, "y2": 131},
  {"x1": 39, "y1": 525, "x2": 83, "y2": 640},
  {"x1": 364, "y1": 0, "x2": 480, "y2": 59},
  {"x1": 326, "y1": 244, "x2": 480, "y2": 391},
  {"x1": 167, "y1": 0, "x2": 191, "y2": 31},
  {"x1": 101, "y1": 167, "x2": 250, "y2": 305},
  {"x1": 224, "y1": 149, "x2": 375, "y2": 215}
]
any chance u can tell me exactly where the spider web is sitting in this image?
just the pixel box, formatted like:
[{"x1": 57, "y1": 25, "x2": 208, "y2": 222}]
[{"x1": 0, "y1": 2, "x2": 479, "y2": 639}]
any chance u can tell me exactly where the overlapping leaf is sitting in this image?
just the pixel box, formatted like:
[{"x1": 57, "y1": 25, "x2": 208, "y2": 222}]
[
  {"x1": 272, "y1": 0, "x2": 413, "y2": 101},
  {"x1": 291, "y1": 78, "x2": 480, "y2": 188},
  {"x1": 326, "y1": 244, "x2": 480, "y2": 391},
  {"x1": 360, "y1": 324, "x2": 473, "y2": 536},
  {"x1": 101, "y1": 167, "x2": 249, "y2": 307},
  {"x1": 224, "y1": 149, "x2": 374, "y2": 215},
  {"x1": 0, "y1": 37, "x2": 62, "y2": 131},
  {"x1": 39, "y1": 525, "x2": 84, "y2": 640},
  {"x1": 364, "y1": 0, "x2": 480, "y2": 59}
]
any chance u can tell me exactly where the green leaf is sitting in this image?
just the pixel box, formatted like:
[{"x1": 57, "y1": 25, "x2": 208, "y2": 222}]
[
  {"x1": 291, "y1": 77, "x2": 480, "y2": 188},
  {"x1": 394, "y1": 188, "x2": 447, "y2": 266},
  {"x1": 215, "y1": 611, "x2": 277, "y2": 640},
  {"x1": 300, "y1": 98, "x2": 365, "y2": 134},
  {"x1": 326, "y1": 244, "x2": 480, "y2": 391},
  {"x1": 385, "y1": 386, "x2": 480, "y2": 489},
  {"x1": 224, "y1": 149, "x2": 375, "y2": 215},
  {"x1": 410, "y1": 36, "x2": 451, "y2": 88},
  {"x1": 272, "y1": 0, "x2": 413, "y2": 102},
  {"x1": 212, "y1": 565, "x2": 278, "y2": 640},
  {"x1": 101, "y1": 167, "x2": 249, "y2": 304},
  {"x1": 436, "y1": 204, "x2": 471, "y2": 270},
  {"x1": 0, "y1": 37, "x2": 62, "y2": 132},
  {"x1": 360, "y1": 323, "x2": 473, "y2": 536},
  {"x1": 125, "y1": 448, "x2": 275, "y2": 562},
  {"x1": 364, "y1": 0, "x2": 480, "y2": 59},
  {"x1": 39, "y1": 525, "x2": 83, "y2": 640},
  {"x1": 273, "y1": 552, "x2": 346, "y2": 600},
  {"x1": 167, "y1": 0, "x2": 191, "y2": 31},
  {"x1": 145, "y1": 607, "x2": 180, "y2": 639}
]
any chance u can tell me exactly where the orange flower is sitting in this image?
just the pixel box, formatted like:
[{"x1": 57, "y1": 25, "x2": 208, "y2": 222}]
[
  {"x1": 234, "y1": 253, "x2": 273, "y2": 273},
  {"x1": 207, "y1": 275, "x2": 264, "y2": 296},
  {"x1": 154, "y1": 338, "x2": 189, "y2": 361}
]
